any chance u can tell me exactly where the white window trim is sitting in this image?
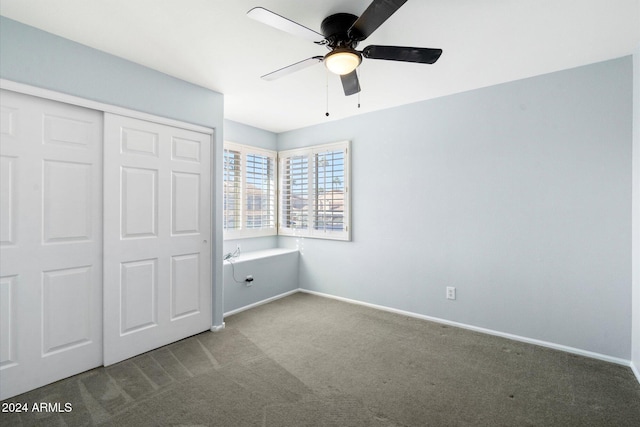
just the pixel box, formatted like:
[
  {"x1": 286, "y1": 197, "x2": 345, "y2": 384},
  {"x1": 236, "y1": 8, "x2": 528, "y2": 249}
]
[
  {"x1": 278, "y1": 140, "x2": 351, "y2": 241},
  {"x1": 223, "y1": 141, "x2": 277, "y2": 239}
]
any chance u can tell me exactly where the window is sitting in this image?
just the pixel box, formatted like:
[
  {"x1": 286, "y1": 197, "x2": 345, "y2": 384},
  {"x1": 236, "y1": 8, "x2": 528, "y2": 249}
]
[
  {"x1": 279, "y1": 141, "x2": 350, "y2": 241},
  {"x1": 224, "y1": 140, "x2": 350, "y2": 241},
  {"x1": 223, "y1": 142, "x2": 277, "y2": 238}
]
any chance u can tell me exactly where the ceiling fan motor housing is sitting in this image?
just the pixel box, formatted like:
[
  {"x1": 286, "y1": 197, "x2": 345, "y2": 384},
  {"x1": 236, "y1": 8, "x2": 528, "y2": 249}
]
[{"x1": 321, "y1": 13, "x2": 359, "y2": 49}]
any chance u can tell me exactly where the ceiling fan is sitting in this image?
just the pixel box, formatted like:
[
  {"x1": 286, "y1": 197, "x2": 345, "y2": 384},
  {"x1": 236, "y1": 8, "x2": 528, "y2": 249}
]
[{"x1": 247, "y1": 0, "x2": 442, "y2": 96}]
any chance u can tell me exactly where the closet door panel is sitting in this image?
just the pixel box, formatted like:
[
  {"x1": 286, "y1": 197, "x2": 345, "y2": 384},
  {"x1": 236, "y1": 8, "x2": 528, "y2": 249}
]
[
  {"x1": 0, "y1": 89, "x2": 103, "y2": 400},
  {"x1": 103, "y1": 113, "x2": 211, "y2": 365}
]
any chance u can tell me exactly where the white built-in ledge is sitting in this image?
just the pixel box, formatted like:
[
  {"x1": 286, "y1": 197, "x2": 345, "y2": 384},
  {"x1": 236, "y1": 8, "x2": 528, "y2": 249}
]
[{"x1": 223, "y1": 248, "x2": 298, "y2": 264}]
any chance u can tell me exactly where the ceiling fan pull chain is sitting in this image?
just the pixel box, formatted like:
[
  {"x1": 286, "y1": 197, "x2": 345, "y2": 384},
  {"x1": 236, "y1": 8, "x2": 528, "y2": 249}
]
[
  {"x1": 357, "y1": 68, "x2": 361, "y2": 109},
  {"x1": 325, "y1": 69, "x2": 330, "y2": 117}
]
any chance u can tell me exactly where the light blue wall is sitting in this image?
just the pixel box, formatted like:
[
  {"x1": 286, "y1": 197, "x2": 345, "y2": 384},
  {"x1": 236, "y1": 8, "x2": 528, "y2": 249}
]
[
  {"x1": 0, "y1": 17, "x2": 222, "y2": 129},
  {"x1": 0, "y1": 17, "x2": 226, "y2": 328},
  {"x1": 632, "y1": 45, "x2": 640, "y2": 378},
  {"x1": 278, "y1": 57, "x2": 633, "y2": 360},
  {"x1": 223, "y1": 250, "x2": 298, "y2": 315},
  {"x1": 225, "y1": 119, "x2": 277, "y2": 151}
]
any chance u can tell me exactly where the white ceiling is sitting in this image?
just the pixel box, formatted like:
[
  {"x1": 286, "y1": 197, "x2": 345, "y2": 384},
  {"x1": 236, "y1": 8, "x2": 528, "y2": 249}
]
[{"x1": 1, "y1": 0, "x2": 639, "y2": 133}]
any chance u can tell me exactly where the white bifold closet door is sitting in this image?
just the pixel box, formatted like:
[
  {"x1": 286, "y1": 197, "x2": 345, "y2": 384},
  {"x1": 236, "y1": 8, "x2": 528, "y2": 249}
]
[
  {"x1": 0, "y1": 90, "x2": 103, "y2": 400},
  {"x1": 103, "y1": 113, "x2": 212, "y2": 366}
]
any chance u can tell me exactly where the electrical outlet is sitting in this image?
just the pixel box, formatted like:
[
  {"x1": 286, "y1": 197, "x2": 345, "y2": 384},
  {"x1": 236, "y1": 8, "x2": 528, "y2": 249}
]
[{"x1": 446, "y1": 286, "x2": 456, "y2": 300}]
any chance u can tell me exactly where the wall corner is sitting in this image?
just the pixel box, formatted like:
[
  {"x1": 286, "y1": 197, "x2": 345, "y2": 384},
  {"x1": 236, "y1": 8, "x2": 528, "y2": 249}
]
[{"x1": 632, "y1": 44, "x2": 640, "y2": 383}]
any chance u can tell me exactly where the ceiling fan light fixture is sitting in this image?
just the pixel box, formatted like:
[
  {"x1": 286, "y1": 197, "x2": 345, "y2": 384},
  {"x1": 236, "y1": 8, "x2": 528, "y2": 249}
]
[{"x1": 324, "y1": 49, "x2": 362, "y2": 75}]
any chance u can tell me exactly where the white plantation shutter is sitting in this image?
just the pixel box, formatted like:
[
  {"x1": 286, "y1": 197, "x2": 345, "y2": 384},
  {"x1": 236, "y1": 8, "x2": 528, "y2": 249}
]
[
  {"x1": 245, "y1": 152, "x2": 276, "y2": 230},
  {"x1": 223, "y1": 142, "x2": 277, "y2": 238},
  {"x1": 280, "y1": 141, "x2": 350, "y2": 241},
  {"x1": 314, "y1": 148, "x2": 346, "y2": 234},
  {"x1": 223, "y1": 146, "x2": 242, "y2": 232},
  {"x1": 280, "y1": 154, "x2": 310, "y2": 231}
]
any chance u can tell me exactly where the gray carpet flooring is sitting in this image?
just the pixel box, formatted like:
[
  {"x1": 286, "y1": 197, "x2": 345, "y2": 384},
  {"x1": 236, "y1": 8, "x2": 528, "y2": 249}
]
[{"x1": 2, "y1": 292, "x2": 640, "y2": 426}]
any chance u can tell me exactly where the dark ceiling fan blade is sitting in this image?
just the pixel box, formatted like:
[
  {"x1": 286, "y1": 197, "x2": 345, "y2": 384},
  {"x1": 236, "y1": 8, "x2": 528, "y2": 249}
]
[
  {"x1": 348, "y1": 0, "x2": 407, "y2": 41},
  {"x1": 248, "y1": 7, "x2": 325, "y2": 43},
  {"x1": 261, "y1": 56, "x2": 324, "y2": 81},
  {"x1": 340, "y1": 70, "x2": 361, "y2": 96},
  {"x1": 362, "y1": 45, "x2": 442, "y2": 64}
]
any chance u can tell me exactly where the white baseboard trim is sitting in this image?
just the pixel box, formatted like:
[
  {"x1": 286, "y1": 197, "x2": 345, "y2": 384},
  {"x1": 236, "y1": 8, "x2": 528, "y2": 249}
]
[
  {"x1": 299, "y1": 289, "x2": 632, "y2": 368},
  {"x1": 223, "y1": 289, "x2": 300, "y2": 318},
  {"x1": 210, "y1": 322, "x2": 225, "y2": 332},
  {"x1": 631, "y1": 361, "x2": 640, "y2": 383}
]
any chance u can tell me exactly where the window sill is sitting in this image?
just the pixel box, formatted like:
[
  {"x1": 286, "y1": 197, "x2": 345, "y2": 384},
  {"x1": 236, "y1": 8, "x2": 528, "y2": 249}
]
[{"x1": 223, "y1": 248, "x2": 298, "y2": 264}]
